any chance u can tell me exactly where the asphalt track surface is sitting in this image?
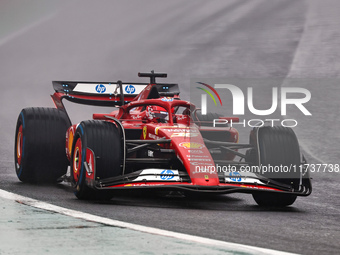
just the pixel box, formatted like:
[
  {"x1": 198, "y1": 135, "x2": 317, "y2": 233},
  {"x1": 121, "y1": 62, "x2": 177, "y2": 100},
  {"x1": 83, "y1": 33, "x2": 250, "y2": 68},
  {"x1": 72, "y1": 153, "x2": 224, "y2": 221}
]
[{"x1": 0, "y1": 1, "x2": 339, "y2": 254}]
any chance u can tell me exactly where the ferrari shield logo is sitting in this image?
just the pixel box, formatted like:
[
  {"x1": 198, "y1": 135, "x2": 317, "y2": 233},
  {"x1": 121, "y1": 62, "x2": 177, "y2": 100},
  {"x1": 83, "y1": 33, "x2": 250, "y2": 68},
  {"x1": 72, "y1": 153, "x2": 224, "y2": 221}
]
[{"x1": 143, "y1": 126, "x2": 147, "y2": 139}]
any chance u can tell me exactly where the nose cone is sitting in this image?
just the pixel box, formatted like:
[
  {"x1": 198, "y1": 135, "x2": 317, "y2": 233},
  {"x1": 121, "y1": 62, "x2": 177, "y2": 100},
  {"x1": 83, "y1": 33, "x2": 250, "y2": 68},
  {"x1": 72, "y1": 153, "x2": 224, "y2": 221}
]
[{"x1": 158, "y1": 126, "x2": 220, "y2": 186}]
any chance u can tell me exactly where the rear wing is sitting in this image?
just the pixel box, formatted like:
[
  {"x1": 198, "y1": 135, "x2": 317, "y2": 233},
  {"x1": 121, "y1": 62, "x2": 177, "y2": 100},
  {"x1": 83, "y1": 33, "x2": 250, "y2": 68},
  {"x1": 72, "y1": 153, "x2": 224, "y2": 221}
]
[
  {"x1": 51, "y1": 71, "x2": 180, "y2": 112},
  {"x1": 52, "y1": 81, "x2": 148, "y2": 105},
  {"x1": 52, "y1": 81, "x2": 180, "y2": 108}
]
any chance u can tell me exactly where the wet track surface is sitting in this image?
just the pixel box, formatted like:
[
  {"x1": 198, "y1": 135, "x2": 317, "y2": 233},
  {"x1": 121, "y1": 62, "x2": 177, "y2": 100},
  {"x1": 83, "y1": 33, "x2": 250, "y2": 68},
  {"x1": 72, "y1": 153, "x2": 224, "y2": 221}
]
[{"x1": 0, "y1": 1, "x2": 339, "y2": 254}]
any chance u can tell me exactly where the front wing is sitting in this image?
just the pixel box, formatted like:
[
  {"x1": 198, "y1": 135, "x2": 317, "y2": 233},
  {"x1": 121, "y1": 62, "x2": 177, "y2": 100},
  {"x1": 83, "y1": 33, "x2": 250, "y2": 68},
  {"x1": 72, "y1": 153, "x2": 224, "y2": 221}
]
[{"x1": 87, "y1": 168, "x2": 312, "y2": 196}]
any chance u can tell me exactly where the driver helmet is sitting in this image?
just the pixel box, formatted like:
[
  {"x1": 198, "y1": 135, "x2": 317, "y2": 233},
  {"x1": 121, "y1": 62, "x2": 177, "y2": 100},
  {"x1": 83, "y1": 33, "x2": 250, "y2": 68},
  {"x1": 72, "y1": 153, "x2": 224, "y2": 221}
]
[{"x1": 146, "y1": 105, "x2": 168, "y2": 121}]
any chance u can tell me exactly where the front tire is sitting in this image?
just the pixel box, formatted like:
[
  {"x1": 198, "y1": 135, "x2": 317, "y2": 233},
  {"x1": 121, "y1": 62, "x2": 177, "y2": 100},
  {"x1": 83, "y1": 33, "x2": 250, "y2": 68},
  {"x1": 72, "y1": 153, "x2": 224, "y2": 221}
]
[
  {"x1": 71, "y1": 120, "x2": 122, "y2": 200},
  {"x1": 251, "y1": 126, "x2": 300, "y2": 207},
  {"x1": 14, "y1": 107, "x2": 71, "y2": 183}
]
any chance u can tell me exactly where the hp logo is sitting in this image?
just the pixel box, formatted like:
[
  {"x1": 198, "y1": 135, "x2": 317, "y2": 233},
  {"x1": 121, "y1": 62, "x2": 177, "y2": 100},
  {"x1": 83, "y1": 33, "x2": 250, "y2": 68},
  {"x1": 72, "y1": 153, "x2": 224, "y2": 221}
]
[
  {"x1": 95, "y1": 84, "x2": 106, "y2": 93},
  {"x1": 229, "y1": 172, "x2": 242, "y2": 182},
  {"x1": 160, "y1": 170, "x2": 174, "y2": 180},
  {"x1": 125, "y1": 85, "x2": 136, "y2": 94}
]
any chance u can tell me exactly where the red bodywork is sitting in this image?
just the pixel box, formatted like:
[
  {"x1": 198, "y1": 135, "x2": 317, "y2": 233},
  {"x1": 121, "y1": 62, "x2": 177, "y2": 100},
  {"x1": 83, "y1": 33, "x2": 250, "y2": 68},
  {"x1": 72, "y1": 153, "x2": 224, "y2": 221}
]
[{"x1": 53, "y1": 80, "x2": 310, "y2": 196}]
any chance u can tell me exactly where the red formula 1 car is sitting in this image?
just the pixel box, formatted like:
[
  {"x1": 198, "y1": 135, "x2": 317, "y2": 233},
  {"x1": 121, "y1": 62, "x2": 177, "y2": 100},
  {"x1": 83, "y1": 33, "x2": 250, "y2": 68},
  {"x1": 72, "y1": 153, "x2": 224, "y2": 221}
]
[{"x1": 14, "y1": 71, "x2": 312, "y2": 206}]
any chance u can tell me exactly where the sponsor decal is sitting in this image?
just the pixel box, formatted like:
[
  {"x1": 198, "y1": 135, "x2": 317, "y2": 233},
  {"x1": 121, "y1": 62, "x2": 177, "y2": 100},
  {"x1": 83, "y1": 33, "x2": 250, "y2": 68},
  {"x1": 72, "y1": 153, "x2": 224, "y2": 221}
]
[
  {"x1": 176, "y1": 115, "x2": 187, "y2": 121},
  {"x1": 132, "y1": 169, "x2": 179, "y2": 182},
  {"x1": 171, "y1": 132, "x2": 199, "y2": 138},
  {"x1": 190, "y1": 162, "x2": 214, "y2": 166},
  {"x1": 125, "y1": 184, "x2": 164, "y2": 187},
  {"x1": 186, "y1": 154, "x2": 210, "y2": 158},
  {"x1": 143, "y1": 126, "x2": 147, "y2": 139},
  {"x1": 132, "y1": 115, "x2": 141, "y2": 119},
  {"x1": 229, "y1": 172, "x2": 242, "y2": 182},
  {"x1": 155, "y1": 126, "x2": 194, "y2": 135},
  {"x1": 161, "y1": 97, "x2": 173, "y2": 102},
  {"x1": 148, "y1": 133, "x2": 161, "y2": 140},
  {"x1": 74, "y1": 83, "x2": 146, "y2": 95},
  {"x1": 160, "y1": 170, "x2": 175, "y2": 180},
  {"x1": 237, "y1": 185, "x2": 279, "y2": 191},
  {"x1": 180, "y1": 142, "x2": 204, "y2": 149},
  {"x1": 125, "y1": 84, "x2": 136, "y2": 94},
  {"x1": 167, "y1": 129, "x2": 191, "y2": 133},
  {"x1": 188, "y1": 158, "x2": 211, "y2": 162},
  {"x1": 191, "y1": 162, "x2": 204, "y2": 166},
  {"x1": 95, "y1": 84, "x2": 106, "y2": 93},
  {"x1": 188, "y1": 149, "x2": 204, "y2": 154}
]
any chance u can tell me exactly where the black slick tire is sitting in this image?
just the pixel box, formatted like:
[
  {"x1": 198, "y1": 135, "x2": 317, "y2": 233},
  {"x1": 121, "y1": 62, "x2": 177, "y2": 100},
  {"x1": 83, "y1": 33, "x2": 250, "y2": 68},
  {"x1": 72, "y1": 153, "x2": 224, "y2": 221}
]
[
  {"x1": 70, "y1": 120, "x2": 122, "y2": 200},
  {"x1": 252, "y1": 126, "x2": 300, "y2": 207},
  {"x1": 14, "y1": 107, "x2": 71, "y2": 183}
]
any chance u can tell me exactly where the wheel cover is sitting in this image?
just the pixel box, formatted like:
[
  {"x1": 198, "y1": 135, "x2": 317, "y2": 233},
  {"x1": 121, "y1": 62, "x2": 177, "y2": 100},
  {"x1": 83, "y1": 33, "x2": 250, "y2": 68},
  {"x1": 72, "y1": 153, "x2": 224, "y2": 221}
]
[
  {"x1": 73, "y1": 138, "x2": 82, "y2": 183},
  {"x1": 16, "y1": 125, "x2": 23, "y2": 165}
]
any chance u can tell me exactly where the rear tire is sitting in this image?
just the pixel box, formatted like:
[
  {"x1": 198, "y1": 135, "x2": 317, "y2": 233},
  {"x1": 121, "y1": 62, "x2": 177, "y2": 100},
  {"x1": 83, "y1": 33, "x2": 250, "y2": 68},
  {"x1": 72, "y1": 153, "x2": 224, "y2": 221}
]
[
  {"x1": 251, "y1": 126, "x2": 300, "y2": 207},
  {"x1": 71, "y1": 120, "x2": 122, "y2": 200},
  {"x1": 14, "y1": 107, "x2": 71, "y2": 183}
]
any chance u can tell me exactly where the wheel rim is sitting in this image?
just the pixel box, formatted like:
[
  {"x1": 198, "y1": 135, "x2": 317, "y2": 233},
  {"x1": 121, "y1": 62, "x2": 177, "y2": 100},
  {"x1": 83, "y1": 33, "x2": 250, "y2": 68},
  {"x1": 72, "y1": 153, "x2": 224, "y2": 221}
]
[
  {"x1": 73, "y1": 138, "x2": 82, "y2": 183},
  {"x1": 16, "y1": 125, "x2": 23, "y2": 165}
]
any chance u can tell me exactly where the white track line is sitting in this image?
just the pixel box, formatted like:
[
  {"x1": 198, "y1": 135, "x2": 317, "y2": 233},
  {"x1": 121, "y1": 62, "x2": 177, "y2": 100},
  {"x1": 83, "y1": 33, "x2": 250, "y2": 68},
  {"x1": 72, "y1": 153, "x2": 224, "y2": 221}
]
[{"x1": 0, "y1": 189, "x2": 298, "y2": 255}]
